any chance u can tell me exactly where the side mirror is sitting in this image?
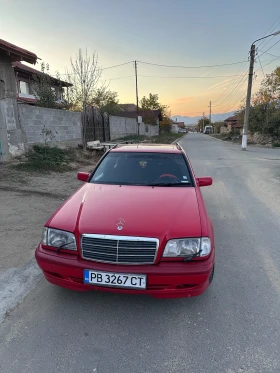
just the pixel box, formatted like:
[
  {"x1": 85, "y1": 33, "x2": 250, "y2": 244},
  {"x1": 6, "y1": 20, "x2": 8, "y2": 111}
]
[
  {"x1": 196, "y1": 177, "x2": 212, "y2": 187},
  {"x1": 77, "y1": 172, "x2": 90, "y2": 182}
]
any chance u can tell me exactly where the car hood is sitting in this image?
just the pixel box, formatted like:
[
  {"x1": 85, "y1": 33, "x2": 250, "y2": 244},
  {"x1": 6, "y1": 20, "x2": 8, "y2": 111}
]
[{"x1": 48, "y1": 183, "x2": 202, "y2": 240}]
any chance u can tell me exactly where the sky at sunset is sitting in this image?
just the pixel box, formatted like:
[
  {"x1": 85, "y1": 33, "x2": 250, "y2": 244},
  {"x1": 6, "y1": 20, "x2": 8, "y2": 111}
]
[{"x1": 1, "y1": 0, "x2": 280, "y2": 117}]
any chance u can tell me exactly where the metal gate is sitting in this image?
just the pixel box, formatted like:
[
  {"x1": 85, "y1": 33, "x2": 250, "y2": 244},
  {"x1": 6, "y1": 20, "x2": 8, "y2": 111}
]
[{"x1": 82, "y1": 106, "x2": 110, "y2": 146}]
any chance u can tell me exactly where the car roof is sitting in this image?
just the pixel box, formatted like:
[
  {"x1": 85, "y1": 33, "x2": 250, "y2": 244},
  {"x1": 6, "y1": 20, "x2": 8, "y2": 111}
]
[{"x1": 111, "y1": 143, "x2": 182, "y2": 154}]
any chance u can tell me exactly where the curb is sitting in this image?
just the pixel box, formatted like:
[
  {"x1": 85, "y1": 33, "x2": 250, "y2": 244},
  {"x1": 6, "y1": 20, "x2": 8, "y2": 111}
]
[
  {"x1": 0, "y1": 259, "x2": 43, "y2": 324},
  {"x1": 172, "y1": 134, "x2": 186, "y2": 144}
]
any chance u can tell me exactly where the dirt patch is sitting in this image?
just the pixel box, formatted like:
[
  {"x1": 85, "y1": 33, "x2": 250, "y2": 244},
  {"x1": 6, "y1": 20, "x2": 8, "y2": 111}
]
[{"x1": 0, "y1": 158, "x2": 97, "y2": 274}]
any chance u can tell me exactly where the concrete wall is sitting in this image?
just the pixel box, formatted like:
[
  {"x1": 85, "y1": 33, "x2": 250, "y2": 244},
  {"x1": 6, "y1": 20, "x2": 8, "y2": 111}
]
[
  {"x1": 0, "y1": 53, "x2": 26, "y2": 160},
  {"x1": 109, "y1": 115, "x2": 159, "y2": 140},
  {"x1": 139, "y1": 122, "x2": 159, "y2": 136},
  {"x1": 109, "y1": 116, "x2": 137, "y2": 140},
  {"x1": 18, "y1": 104, "x2": 82, "y2": 146}
]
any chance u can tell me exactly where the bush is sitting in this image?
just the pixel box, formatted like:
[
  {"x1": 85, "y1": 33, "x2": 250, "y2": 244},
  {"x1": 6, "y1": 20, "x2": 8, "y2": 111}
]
[
  {"x1": 272, "y1": 142, "x2": 280, "y2": 148},
  {"x1": 15, "y1": 145, "x2": 74, "y2": 172}
]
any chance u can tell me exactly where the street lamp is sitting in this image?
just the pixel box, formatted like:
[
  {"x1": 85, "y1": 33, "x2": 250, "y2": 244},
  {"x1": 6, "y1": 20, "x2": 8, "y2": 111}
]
[{"x1": 241, "y1": 30, "x2": 280, "y2": 150}]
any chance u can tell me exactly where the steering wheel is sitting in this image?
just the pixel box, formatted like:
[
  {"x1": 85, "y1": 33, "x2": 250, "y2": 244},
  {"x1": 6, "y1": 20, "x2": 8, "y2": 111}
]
[{"x1": 156, "y1": 173, "x2": 180, "y2": 183}]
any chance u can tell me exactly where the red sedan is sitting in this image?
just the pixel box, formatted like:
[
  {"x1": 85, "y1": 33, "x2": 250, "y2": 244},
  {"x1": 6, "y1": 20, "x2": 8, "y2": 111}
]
[{"x1": 35, "y1": 143, "x2": 214, "y2": 298}]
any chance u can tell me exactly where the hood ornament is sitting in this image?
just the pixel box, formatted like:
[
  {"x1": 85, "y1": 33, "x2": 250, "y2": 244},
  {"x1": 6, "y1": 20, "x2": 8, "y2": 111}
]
[{"x1": 116, "y1": 218, "x2": 125, "y2": 231}]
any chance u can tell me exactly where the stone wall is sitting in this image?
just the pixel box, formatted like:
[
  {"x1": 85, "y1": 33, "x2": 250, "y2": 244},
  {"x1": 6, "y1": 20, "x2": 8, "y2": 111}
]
[
  {"x1": 247, "y1": 132, "x2": 273, "y2": 146},
  {"x1": 18, "y1": 104, "x2": 82, "y2": 146}
]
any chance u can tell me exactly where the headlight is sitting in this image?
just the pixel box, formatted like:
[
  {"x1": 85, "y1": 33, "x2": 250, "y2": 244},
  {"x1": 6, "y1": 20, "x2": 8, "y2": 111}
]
[
  {"x1": 163, "y1": 237, "x2": 211, "y2": 258},
  {"x1": 42, "y1": 227, "x2": 77, "y2": 251}
]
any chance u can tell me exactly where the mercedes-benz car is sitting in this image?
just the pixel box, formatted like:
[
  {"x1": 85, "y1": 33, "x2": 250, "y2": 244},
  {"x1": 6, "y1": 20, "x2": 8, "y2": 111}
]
[{"x1": 35, "y1": 143, "x2": 215, "y2": 298}]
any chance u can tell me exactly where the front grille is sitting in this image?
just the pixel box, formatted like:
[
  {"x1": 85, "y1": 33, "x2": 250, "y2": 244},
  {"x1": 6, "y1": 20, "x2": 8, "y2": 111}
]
[{"x1": 81, "y1": 235, "x2": 158, "y2": 264}]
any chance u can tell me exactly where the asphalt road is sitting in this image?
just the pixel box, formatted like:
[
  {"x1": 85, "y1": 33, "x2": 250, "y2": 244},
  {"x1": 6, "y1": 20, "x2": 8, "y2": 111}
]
[{"x1": 1, "y1": 134, "x2": 280, "y2": 373}]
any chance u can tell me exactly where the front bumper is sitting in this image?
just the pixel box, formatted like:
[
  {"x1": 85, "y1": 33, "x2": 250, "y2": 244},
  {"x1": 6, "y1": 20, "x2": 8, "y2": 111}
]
[{"x1": 35, "y1": 244, "x2": 215, "y2": 298}]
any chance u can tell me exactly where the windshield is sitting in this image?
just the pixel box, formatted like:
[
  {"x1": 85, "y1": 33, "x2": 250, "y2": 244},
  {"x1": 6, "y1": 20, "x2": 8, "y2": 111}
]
[{"x1": 90, "y1": 152, "x2": 193, "y2": 187}]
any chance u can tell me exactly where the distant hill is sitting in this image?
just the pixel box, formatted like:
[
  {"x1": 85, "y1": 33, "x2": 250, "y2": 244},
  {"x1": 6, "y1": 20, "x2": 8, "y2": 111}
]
[{"x1": 172, "y1": 111, "x2": 235, "y2": 125}]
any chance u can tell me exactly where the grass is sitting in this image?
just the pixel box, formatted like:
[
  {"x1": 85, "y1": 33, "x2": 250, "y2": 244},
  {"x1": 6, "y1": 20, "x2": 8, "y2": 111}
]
[
  {"x1": 117, "y1": 132, "x2": 184, "y2": 144},
  {"x1": 13, "y1": 145, "x2": 75, "y2": 172}
]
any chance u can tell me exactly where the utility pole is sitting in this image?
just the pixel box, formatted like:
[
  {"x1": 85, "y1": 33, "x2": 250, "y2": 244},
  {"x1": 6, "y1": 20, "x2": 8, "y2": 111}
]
[
  {"x1": 134, "y1": 60, "x2": 139, "y2": 135},
  {"x1": 209, "y1": 101, "x2": 212, "y2": 124},
  {"x1": 242, "y1": 44, "x2": 255, "y2": 150},
  {"x1": 202, "y1": 112, "x2": 205, "y2": 133}
]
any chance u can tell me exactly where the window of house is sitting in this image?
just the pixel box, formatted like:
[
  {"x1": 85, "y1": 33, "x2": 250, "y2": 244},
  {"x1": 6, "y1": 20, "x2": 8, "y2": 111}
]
[
  {"x1": 19, "y1": 81, "x2": 29, "y2": 95},
  {"x1": 51, "y1": 87, "x2": 61, "y2": 100}
]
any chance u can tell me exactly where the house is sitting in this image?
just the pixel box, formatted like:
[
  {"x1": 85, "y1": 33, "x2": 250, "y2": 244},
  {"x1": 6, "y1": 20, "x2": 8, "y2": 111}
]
[
  {"x1": 0, "y1": 38, "x2": 37, "y2": 65},
  {"x1": 0, "y1": 38, "x2": 38, "y2": 160},
  {"x1": 171, "y1": 121, "x2": 179, "y2": 133},
  {"x1": 177, "y1": 122, "x2": 186, "y2": 129},
  {"x1": 220, "y1": 115, "x2": 242, "y2": 134},
  {"x1": 170, "y1": 121, "x2": 185, "y2": 133},
  {"x1": 13, "y1": 61, "x2": 72, "y2": 106},
  {"x1": 118, "y1": 103, "x2": 138, "y2": 112}
]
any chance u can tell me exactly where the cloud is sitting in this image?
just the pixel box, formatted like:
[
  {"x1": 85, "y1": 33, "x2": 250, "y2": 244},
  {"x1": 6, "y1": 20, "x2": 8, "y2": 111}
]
[{"x1": 175, "y1": 96, "x2": 194, "y2": 103}]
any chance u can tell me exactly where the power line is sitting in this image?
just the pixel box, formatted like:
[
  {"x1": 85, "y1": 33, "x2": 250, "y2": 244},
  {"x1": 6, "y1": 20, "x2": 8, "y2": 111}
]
[
  {"x1": 258, "y1": 50, "x2": 280, "y2": 59},
  {"x1": 214, "y1": 74, "x2": 248, "y2": 110},
  {"x1": 223, "y1": 75, "x2": 258, "y2": 113},
  {"x1": 59, "y1": 61, "x2": 134, "y2": 76},
  {"x1": 102, "y1": 61, "x2": 134, "y2": 70},
  {"x1": 222, "y1": 66, "x2": 258, "y2": 114},
  {"x1": 137, "y1": 59, "x2": 247, "y2": 69},
  {"x1": 257, "y1": 16, "x2": 280, "y2": 49},
  {"x1": 256, "y1": 52, "x2": 266, "y2": 78},
  {"x1": 107, "y1": 75, "x2": 134, "y2": 80},
  {"x1": 213, "y1": 61, "x2": 249, "y2": 106},
  {"x1": 213, "y1": 69, "x2": 249, "y2": 108},
  {"x1": 255, "y1": 56, "x2": 280, "y2": 72},
  {"x1": 212, "y1": 54, "x2": 250, "y2": 104},
  {"x1": 222, "y1": 17, "x2": 280, "y2": 118},
  {"x1": 138, "y1": 74, "x2": 247, "y2": 79},
  {"x1": 259, "y1": 39, "x2": 280, "y2": 58},
  {"x1": 223, "y1": 93, "x2": 246, "y2": 113}
]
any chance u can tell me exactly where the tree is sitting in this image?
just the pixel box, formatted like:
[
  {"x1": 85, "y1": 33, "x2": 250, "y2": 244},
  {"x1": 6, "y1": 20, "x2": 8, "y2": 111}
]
[
  {"x1": 140, "y1": 93, "x2": 168, "y2": 112},
  {"x1": 91, "y1": 88, "x2": 120, "y2": 115},
  {"x1": 140, "y1": 93, "x2": 171, "y2": 125},
  {"x1": 197, "y1": 116, "x2": 210, "y2": 131},
  {"x1": 212, "y1": 121, "x2": 224, "y2": 134},
  {"x1": 31, "y1": 62, "x2": 58, "y2": 108},
  {"x1": 237, "y1": 66, "x2": 280, "y2": 138},
  {"x1": 65, "y1": 49, "x2": 104, "y2": 111},
  {"x1": 262, "y1": 66, "x2": 280, "y2": 100}
]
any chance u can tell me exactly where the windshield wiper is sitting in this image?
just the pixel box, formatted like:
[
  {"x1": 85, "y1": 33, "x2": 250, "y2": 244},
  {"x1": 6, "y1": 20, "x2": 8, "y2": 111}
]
[
  {"x1": 148, "y1": 182, "x2": 191, "y2": 187},
  {"x1": 56, "y1": 241, "x2": 75, "y2": 253}
]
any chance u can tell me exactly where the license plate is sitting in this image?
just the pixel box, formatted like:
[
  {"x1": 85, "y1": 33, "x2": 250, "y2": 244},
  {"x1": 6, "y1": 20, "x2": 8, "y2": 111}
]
[{"x1": 84, "y1": 270, "x2": 147, "y2": 289}]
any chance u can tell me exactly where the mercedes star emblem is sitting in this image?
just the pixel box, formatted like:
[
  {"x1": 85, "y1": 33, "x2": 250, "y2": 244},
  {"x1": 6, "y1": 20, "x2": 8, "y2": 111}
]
[{"x1": 116, "y1": 218, "x2": 125, "y2": 231}]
